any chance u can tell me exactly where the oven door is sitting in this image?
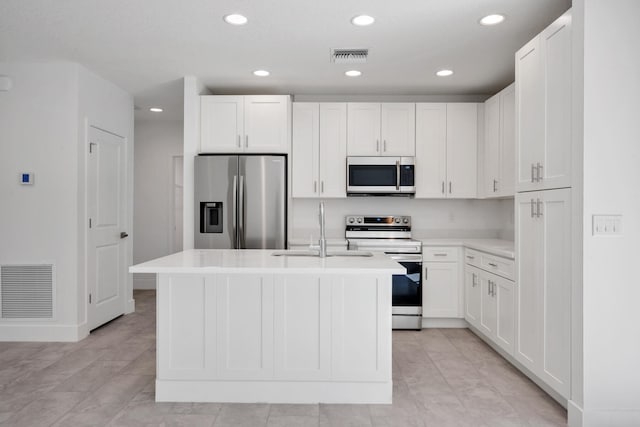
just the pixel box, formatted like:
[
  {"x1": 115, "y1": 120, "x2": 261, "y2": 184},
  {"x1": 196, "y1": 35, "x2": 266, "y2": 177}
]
[
  {"x1": 347, "y1": 156, "x2": 415, "y2": 195},
  {"x1": 388, "y1": 253, "x2": 422, "y2": 316}
]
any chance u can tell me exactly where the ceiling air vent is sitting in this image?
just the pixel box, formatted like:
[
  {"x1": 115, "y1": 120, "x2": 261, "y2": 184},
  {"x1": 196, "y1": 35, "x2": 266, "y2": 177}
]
[{"x1": 331, "y1": 48, "x2": 369, "y2": 64}]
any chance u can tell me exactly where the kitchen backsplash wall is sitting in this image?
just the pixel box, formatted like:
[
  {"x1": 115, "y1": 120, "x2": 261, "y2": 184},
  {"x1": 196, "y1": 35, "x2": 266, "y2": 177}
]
[{"x1": 291, "y1": 198, "x2": 515, "y2": 242}]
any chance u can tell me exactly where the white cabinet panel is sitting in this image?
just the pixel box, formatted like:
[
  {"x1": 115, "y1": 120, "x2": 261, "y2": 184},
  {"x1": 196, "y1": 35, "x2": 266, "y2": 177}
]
[
  {"x1": 274, "y1": 275, "x2": 331, "y2": 380},
  {"x1": 500, "y1": 84, "x2": 516, "y2": 196},
  {"x1": 292, "y1": 103, "x2": 320, "y2": 197},
  {"x1": 464, "y1": 266, "x2": 481, "y2": 328},
  {"x1": 415, "y1": 103, "x2": 447, "y2": 198},
  {"x1": 200, "y1": 96, "x2": 244, "y2": 153},
  {"x1": 244, "y1": 96, "x2": 289, "y2": 152},
  {"x1": 483, "y1": 84, "x2": 515, "y2": 198},
  {"x1": 423, "y1": 259, "x2": 462, "y2": 318},
  {"x1": 446, "y1": 103, "x2": 478, "y2": 198},
  {"x1": 217, "y1": 274, "x2": 274, "y2": 380},
  {"x1": 319, "y1": 103, "x2": 347, "y2": 197},
  {"x1": 495, "y1": 276, "x2": 515, "y2": 355},
  {"x1": 381, "y1": 103, "x2": 415, "y2": 156},
  {"x1": 347, "y1": 103, "x2": 381, "y2": 156},
  {"x1": 332, "y1": 275, "x2": 390, "y2": 381},
  {"x1": 479, "y1": 274, "x2": 496, "y2": 336},
  {"x1": 483, "y1": 93, "x2": 501, "y2": 196}
]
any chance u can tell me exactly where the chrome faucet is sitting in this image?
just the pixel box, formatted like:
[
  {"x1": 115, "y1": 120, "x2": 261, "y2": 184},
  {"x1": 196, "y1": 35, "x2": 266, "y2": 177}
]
[{"x1": 318, "y1": 202, "x2": 327, "y2": 258}]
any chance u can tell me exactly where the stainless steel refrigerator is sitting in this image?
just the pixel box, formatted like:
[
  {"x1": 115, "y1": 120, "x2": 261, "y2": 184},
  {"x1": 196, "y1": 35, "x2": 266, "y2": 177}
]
[{"x1": 195, "y1": 155, "x2": 287, "y2": 249}]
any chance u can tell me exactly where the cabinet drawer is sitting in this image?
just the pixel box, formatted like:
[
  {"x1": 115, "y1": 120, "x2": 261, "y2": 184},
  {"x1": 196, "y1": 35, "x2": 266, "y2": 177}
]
[
  {"x1": 480, "y1": 253, "x2": 515, "y2": 281},
  {"x1": 464, "y1": 249, "x2": 482, "y2": 268},
  {"x1": 423, "y1": 247, "x2": 459, "y2": 262}
]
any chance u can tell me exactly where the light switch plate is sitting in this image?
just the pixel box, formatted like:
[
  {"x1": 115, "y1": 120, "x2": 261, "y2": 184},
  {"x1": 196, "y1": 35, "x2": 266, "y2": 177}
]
[{"x1": 592, "y1": 215, "x2": 622, "y2": 236}]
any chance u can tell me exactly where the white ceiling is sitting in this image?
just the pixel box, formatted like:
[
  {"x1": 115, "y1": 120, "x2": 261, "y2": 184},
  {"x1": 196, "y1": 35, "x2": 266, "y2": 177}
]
[{"x1": 0, "y1": 0, "x2": 571, "y2": 120}]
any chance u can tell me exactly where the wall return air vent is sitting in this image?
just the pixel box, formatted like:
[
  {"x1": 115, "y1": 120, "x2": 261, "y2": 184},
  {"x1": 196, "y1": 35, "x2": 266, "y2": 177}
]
[
  {"x1": 331, "y1": 48, "x2": 369, "y2": 64},
  {"x1": 1, "y1": 264, "x2": 54, "y2": 319}
]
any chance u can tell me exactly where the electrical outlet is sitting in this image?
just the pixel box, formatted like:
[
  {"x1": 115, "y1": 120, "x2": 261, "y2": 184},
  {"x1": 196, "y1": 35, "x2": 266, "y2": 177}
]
[{"x1": 592, "y1": 215, "x2": 622, "y2": 236}]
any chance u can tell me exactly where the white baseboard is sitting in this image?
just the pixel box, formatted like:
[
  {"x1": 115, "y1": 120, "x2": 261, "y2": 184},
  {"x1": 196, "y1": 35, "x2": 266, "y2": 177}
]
[
  {"x1": 568, "y1": 400, "x2": 583, "y2": 427},
  {"x1": 579, "y1": 408, "x2": 640, "y2": 427},
  {"x1": 422, "y1": 317, "x2": 468, "y2": 328},
  {"x1": 133, "y1": 274, "x2": 156, "y2": 290},
  {"x1": 156, "y1": 379, "x2": 392, "y2": 404},
  {"x1": 0, "y1": 322, "x2": 88, "y2": 342}
]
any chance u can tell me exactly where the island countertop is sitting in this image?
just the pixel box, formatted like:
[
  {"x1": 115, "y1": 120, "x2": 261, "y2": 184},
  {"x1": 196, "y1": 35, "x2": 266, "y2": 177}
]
[{"x1": 129, "y1": 249, "x2": 406, "y2": 275}]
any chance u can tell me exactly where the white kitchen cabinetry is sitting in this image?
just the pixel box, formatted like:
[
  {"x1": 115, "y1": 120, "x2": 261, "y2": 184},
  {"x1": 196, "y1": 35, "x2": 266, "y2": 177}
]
[
  {"x1": 415, "y1": 103, "x2": 478, "y2": 198},
  {"x1": 465, "y1": 249, "x2": 516, "y2": 356},
  {"x1": 483, "y1": 83, "x2": 515, "y2": 198},
  {"x1": 516, "y1": 11, "x2": 572, "y2": 192},
  {"x1": 422, "y1": 247, "x2": 462, "y2": 318},
  {"x1": 515, "y1": 188, "x2": 571, "y2": 398},
  {"x1": 292, "y1": 103, "x2": 347, "y2": 198},
  {"x1": 347, "y1": 103, "x2": 415, "y2": 157},
  {"x1": 200, "y1": 95, "x2": 290, "y2": 153}
]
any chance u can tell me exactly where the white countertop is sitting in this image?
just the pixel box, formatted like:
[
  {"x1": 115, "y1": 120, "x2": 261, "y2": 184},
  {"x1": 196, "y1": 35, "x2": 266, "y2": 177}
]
[
  {"x1": 420, "y1": 238, "x2": 515, "y2": 259},
  {"x1": 129, "y1": 249, "x2": 406, "y2": 275}
]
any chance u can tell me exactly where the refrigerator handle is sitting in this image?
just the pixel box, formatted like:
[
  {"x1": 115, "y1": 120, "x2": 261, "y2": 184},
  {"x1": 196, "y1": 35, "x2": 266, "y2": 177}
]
[
  {"x1": 232, "y1": 175, "x2": 238, "y2": 249},
  {"x1": 239, "y1": 175, "x2": 245, "y2": 249}
]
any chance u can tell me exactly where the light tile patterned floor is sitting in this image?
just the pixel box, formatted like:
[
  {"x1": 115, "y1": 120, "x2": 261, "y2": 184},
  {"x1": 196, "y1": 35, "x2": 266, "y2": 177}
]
[{"x1": 0, "y1": 290, "x2": 567, "y2": 426}]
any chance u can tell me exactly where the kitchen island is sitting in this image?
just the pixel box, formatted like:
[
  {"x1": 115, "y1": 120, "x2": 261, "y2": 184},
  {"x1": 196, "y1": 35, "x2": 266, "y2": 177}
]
[{"x1": 129, "y1": 249, "x2": 404, "y2": 404}]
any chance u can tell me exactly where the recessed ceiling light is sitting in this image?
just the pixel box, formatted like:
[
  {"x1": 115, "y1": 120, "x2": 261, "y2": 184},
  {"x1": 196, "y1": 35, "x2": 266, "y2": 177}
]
[
  {"x1": 479, "y1": 14, "x2": 505, "y2": 26},
  {"x1": 253, "y1": 70, "x2": 270, "y2": 77},
  {"x1": 351, "y1": 15, "x2": 375, "y2": 26},
  {"x1": 223, "y1": 14, "x2": 248, "y2": 25},
  {"x1": 345, "y1": 70, "x2": 362, "y2": 77},
  {"x1": 149, "y1": 107, "x2": 163, "y2": 112},
  {"x1": 436, "y1": 69, "x2": 454, "y2": 77}
]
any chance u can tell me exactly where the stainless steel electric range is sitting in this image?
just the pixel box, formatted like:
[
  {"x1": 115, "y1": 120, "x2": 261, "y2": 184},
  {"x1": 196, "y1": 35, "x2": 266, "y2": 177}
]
[{"x1": 345, "y1": 215, "x2": 423, "y2": 330}]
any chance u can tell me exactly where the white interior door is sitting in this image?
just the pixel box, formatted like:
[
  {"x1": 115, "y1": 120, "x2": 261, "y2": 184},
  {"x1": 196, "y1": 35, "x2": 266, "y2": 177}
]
[{"x1": 87, "y1": 126, "x2": 127, "y2": 330}]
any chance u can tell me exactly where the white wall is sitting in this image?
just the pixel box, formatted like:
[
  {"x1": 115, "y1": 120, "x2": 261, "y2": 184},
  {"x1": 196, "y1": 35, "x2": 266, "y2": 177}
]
[
  {"x1": 133, "y1": 119, "x2": 183, "y2": 289},
  {"x1": 291, "y1": 198, "x2": 512, "y2": 241},
  {"x1": 0, "y1": 62, "x2": 133, "y2": 341},
  {"x1": 573, "y1": 1, "x2": 640, "y2": 425}
]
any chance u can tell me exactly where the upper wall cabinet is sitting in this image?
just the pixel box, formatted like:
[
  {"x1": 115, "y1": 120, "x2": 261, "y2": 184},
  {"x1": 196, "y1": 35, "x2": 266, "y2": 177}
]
[
  {"x1": 483, "y1": 83, "x2": 515, "y2": 198},
  {"x1": 516, "y1": 11, "x2": 572, "y2": 192},
  {"x1": 292, "y1": 103, "x2": 347, "y2": 198},
  {"x1": 200, "y1": 95, "x2": 291, "y2": 154},
  {"x1": 347, "y1": 103, "x2": 415, "y2": 157},
  {"x1": 415, "y1": 103, "x2": 479, "y2": 198}
]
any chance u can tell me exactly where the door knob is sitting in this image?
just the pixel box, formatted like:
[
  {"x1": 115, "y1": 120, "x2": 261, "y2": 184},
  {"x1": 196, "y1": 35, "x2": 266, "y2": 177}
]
[{"x1": 120, "y1": 232, "x2": 129, "y2": 239}]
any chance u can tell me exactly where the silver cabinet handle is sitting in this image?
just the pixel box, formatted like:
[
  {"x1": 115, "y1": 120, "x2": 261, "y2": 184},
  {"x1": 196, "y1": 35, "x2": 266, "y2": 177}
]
[
  {"x1": 536, "y1": 198, "x2": 543, "y2": 217},
  {"x1": 441, "y1": 181, "x2": 445, "y2": 194},
  {"x1": 384, "y1": 140, "x2": 387, "y2": 152},
  {"x1": 245, "y1": 135, "x2": 249, "y2": 148},
  {"x1": 488, "y1": 262, "x2": 498, "y2": 267},
  {"x1": 396, "y1": 160, "x2": 400, "y2": 190},
  {"x1": 488, "y1": 280, "x2": 492, "y2": 295},
  {"x1": 237, "y1": 135, "x2": 241, "y2": 147},
  {"x1": 449, "y1": 182, "x2": 452, "y2": 194},
  {"x1": 466, "y1": 255, "x2": 475, "y2": 259},
  {"x1": 376, "y1": 140, "x2": 380, "y2": 152},
  {"x1": 321, "y1": 181, "x2": 324, "y2": 194},
  {"x1": 530, "y1": 199, "x2": 535, "y2": 218},
  {"x1": 493, "y1": 179, "x2": 498, "y2": 193},
  {"x1": 314, "y1": 181, "x2": 317, "y2": 194},
  {"x1": 434, "y1": 253, "x2": 447, "y2": 257},
  {"x1": 536, "y1": 162, "x2": 543, "y2": 182},
  {"x1": 472, "y1": 273, "x2": 477, "y2": 287},
  {"x1": 531, "y1": 164, "x2": 535, "y2": 183}
]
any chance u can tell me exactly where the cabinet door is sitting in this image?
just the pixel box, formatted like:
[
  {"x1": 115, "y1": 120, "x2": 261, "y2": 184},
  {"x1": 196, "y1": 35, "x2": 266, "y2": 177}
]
[
  {"x1": 479, "y1": 273, "x2": 496, "y2": 337},
  {"x1": 495, "y1": 276, "x2": 515, "y2": 355},
  {"x1": 446, "y1": 103, "x2": 478, "y2": 198},
  {"x1": 540, "y1": 14, "x2": 572, "y2": 190},
  {"x1": 483, "y1": 94, "x2": 501, "y2": 197},
  {"x1": 292, "y1": 103, "x2": 319, "y2": 198},
  {"x1": 319, "y1": 103, "x2": 347, "y2": 197},
  {"x1": 515, "y1": 36, "x2": 544, "y2": 192},
  {"x1": 200, "y1": 96, "x2": 244, "y2": 153},
  {"x1": 347, "y1": 103, "x2": 381, "y2": 156},
  {"x1": 464, "y1": 266, "x2": 481, "y2": 328},
  {"x1": 244, "y1": 96, "x2": 289, "y2": 153},
  {"x1": 499, "y1": 84, "x2": 516, "y2": 197},
  {"x1": 515, "y1": 193, "x2": 542, "y2": 372},
  {"x1": 381, "y1": 103, "x2": 415, "y2": 156},
  {"x1": 422, "y1": 262, "x2": 461, "y2": 318},
  {"x1": 415, "y1": 103, "x2": 447, "y2": 198},
  {"x1": 539, "y1": 188, "x2": 571, "y2": 397}
]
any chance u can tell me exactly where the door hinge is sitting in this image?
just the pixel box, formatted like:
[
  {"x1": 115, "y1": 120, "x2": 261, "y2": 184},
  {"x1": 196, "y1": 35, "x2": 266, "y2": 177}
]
[
  {"x1": 89, "y1": 293, "x2": 92, "y2": 304},
  {"x1": 89, "y1": 218, "x2": 92, "y2": 228},
  {"x1": 89, "y1": 142, "x2": 96, "y2": 153}
]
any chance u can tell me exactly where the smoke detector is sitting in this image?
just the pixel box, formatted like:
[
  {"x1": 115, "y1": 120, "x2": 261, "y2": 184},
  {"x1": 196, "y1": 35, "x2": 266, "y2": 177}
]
[{"x1": 331, "y1": 49, "x2": 369, "y2": 64}]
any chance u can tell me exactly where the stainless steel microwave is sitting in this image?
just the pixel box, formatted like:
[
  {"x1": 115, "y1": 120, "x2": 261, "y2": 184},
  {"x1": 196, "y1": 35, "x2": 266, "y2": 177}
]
[{"x1": 346, "y1": 156, "x2": 415, "y2": 196}]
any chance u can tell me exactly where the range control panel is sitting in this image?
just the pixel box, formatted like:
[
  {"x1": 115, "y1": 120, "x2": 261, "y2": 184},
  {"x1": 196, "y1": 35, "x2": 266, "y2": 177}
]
[{"x1": 345, "y1": 215, "x2": 411, "y2": 227}]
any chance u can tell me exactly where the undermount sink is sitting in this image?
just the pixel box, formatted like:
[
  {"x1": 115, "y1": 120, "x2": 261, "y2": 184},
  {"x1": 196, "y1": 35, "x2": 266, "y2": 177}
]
[{"x1": 271, "y1": 250, "x2": 373, "y2": 257}]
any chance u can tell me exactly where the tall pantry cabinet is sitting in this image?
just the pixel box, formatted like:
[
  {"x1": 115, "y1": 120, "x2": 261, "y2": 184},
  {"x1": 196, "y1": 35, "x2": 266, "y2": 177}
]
[{"x1": 514, "y1": 9, "x2": 572, "y2": 399}]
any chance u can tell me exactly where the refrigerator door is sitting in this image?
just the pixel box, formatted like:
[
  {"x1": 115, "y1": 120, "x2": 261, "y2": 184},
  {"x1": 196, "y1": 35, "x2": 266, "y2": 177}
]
[
  {"x1": 194, "y1": 155, "x2": 238, "y2": 249},
  {"x1": 239, "y1": 155, "x2": 287, "y2": 249}
]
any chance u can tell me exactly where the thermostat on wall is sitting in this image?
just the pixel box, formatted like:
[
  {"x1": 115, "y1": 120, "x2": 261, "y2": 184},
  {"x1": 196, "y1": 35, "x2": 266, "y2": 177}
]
[{"x1": 20, "y1": 173, "x2": 34, "y2": 185}]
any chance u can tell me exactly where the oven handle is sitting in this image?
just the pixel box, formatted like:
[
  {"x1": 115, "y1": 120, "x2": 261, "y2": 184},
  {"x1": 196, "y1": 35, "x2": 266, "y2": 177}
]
[{"x1": 388, "y1": 254, "x2": 423, "y2": 263}]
